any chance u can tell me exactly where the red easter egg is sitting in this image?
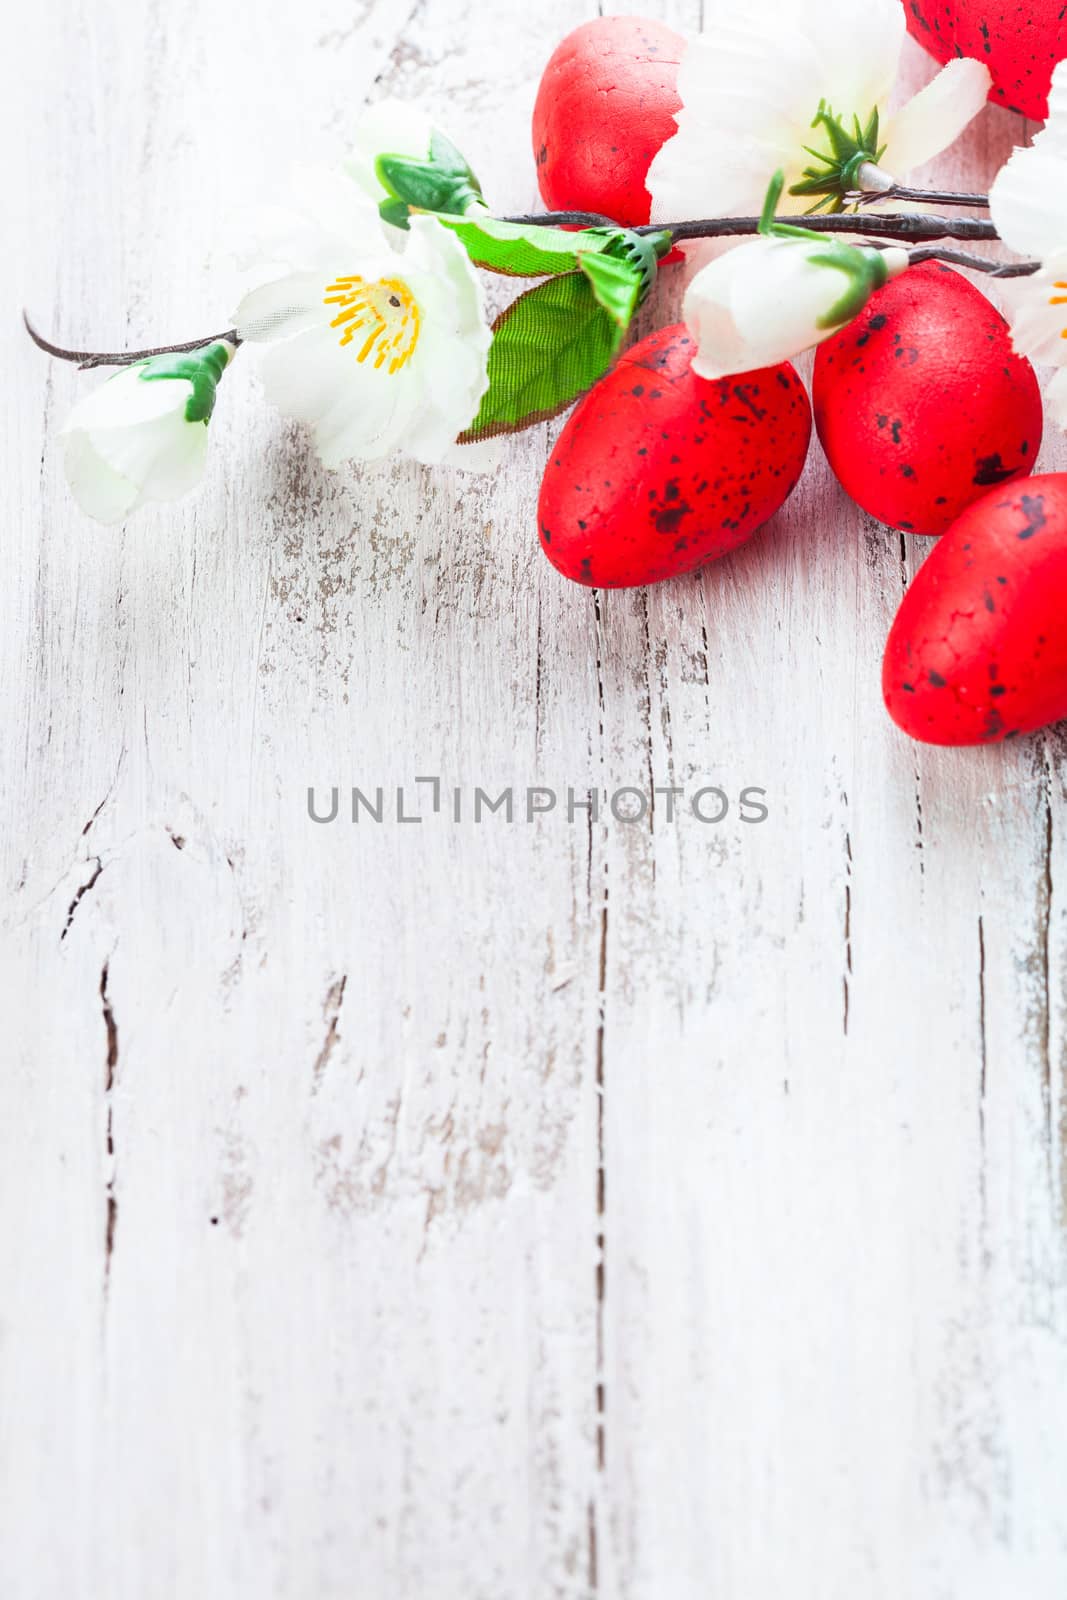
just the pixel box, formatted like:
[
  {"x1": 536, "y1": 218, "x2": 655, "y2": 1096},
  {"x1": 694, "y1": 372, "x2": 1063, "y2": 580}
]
[
  {"x1": 884, "y1": 475, "x2": 1067, "y2": 744},
  {"x1": 905, "y1": 0, "x2": 1067, "y2": 119},
  {"x1": 813, "y1": 263, "x2": 1041, "y2": 538},
  {"x1": 538, "y1": 323, "x2": 812, "y2": 589},
  {"x1": 532, "y1": 17, "x2": 684, "y2": 227}
]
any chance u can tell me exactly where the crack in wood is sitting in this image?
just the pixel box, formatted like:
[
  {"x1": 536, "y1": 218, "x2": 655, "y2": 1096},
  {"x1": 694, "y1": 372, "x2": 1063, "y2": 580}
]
[
  {"x1": 311, "y1": 975, "x2": 348, "y2": 1096},
  {"x1": 1040, "y1": 752, "x2": 1054, "y2": 1184},
  {"x1": 843, "y1": 818, "x2": 853, "y2": 1037},
  {"x1": 977, "y1": 914, "x2": 991, "y2": 1264},
  {"x1": 534, "y1": 595, "x2": 544, "y2": 759},
  {"x1": 100, "y1": 962, "x2": 119, "y2": 1297},
  {"x1": 60, "y1": 857, "x2": 103, "y2": 941},
  {"x1": 590, "y1": 582, "x2": 608, "y2": 1591}
]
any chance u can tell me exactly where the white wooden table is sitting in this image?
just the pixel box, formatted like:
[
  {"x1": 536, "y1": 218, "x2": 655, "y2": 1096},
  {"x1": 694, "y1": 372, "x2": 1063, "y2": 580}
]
[{"x1": 4, "y1": 3, "x2": 1067, "y2": 1596}]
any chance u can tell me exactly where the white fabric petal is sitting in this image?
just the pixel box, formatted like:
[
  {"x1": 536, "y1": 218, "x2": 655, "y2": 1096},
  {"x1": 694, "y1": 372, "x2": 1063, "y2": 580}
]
[
  {"x1": 258, "y1": 324, "x2": 419, "y2": 467},
  {"x1": 62, "y1": 430, "x2": 142, "y2": 524},
  {"x1": 60, "y1": 364, "x2": 188, "y2": 430},
  {"x1": 649, "y1": 0, "x2": 904, "y2": 222},
  {"x1": 60, "y1": 368, "x2": 210, "y2": 523},
  {"x1": 233, "y1": 271, "x2": 328, "y2": 342},
  {"x1": 684, "y1": 237, "x2": 900, "y2": 377},
  {"x1": 1000, "y1": 251, "x2": 1067, "y2": 366},
  {"x1": 649, "y1": 23, "x2": 818, "y2": 221},
  {"x1": 792, "y1": 0, "x2": 902, "y2": 115},
  {"x1": 683, "y1": 253, "x2": 754, "y2": 379},
  {"x1": 83, "y1": 411, "x2": 206, "y2": 502},
  {"x1": 233, "y1": 169, "x2": 388, "y2": 276},
  {"x1": 1046, "y1": 367, "x2": 1067, "y2": 429},
  {"x1": 990, "y1": 59, "x2": 1067, "y2": 257},
  {"x1": 884, "y1": 58, "x2": 992, "y2": 177},
  {"x1": 401, "y1": 216, "x2": 491, "y2": 442}
]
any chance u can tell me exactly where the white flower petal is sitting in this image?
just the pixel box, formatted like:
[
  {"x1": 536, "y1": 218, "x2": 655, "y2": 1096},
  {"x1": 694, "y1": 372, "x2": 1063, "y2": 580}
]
[
  {"x1": 1046, "y1": 367, "x2": 1067, "y2": 429},
  {"x1": 234, "y1": 169, "x2": 388, "y2": 276},
  {"x1": 1000, "y1": 251, "x2": 1067, "y2": 366},
  {"x1": 233, "y1": 271, "x2": 328, "y2": 342},
  {"x1": 649, "y1": 0, "x2": 905, "y2": 221},
  {"x1": 60, "y1": 369, "x2": 211, "y2": 524},
  {"x1": 60, "y1": 364, "x2": 187, "y2": 430},
  {"x1": 259, "y1": 324, "x2": 418, "y2": 467},
  {"x1": 684, "y1": 237, "x2": 904, "y2": 377},
  {"x1": 794, "y1": 0, "x2": 903, "y2": 115},
  {"x1": 683, "y1": 254, "x2": 754, "y2": 379},
  {"x1": 990, "y1": 60, "x2": 1067, "y2": 257},
  {"x1": 649, "y1": 23, "x2": 817, "y2": 220},
  {"x1": 62, "y1": 430, "x2": 141, "y2": 524},
  {"x1": 884, "y1": 58, "x2": 992, "y2": 177}
]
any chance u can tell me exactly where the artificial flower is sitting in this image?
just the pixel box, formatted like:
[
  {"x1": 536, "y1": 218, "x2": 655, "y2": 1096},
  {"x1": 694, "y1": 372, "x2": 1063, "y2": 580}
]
[
  {"x1": 233, "y1": 169, "x2": 492, "y2": 468},
  {"x1": 989, "y1": 60, "x2": 1067, "y2": 425},
  {"x1": 60, "y1": 341, "x2": 234, "y2": 524},
  {"x1": 647, "y1": 0, "x2": 991, "y2": 220},
  {"x1": 344, "y1": 101, "x2": 438, "y2": 203},
  {"x1": 684, "y1": 234, "x2": 908, "y2": 378},
  {"x1": 343, "y1": 100, "x2": 484, "y2": 222}
]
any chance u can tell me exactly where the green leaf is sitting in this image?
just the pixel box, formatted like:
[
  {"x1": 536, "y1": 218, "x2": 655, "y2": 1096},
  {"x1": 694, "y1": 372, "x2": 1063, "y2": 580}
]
[
  {"x1": 375, "y1": 155, "x2": 482, "y2": 216},
  {"x1": 429, "y1": 129, "x2": 476, "y2": 178},
  {"x1": 379, "y1": 196, "x2": 412, "y2": 231},
  {"x1": 375, "y1": 130, "x2": 484, "y2": 219},
  {"x1": 440, "y1": 214, "x2": 589, "y2": 276},
  {"x1": 786, "y1": 101, "x2": 887, "y2": 214},
  {"x1": 459, "y1": 273, "x2": 627, "y2": 441},
  {"x1": 578, "y1": 250, "x2": 643, "y2": 327},
  {"x1": 809, "y1": 245, "x2": 892, "y2": 328}
]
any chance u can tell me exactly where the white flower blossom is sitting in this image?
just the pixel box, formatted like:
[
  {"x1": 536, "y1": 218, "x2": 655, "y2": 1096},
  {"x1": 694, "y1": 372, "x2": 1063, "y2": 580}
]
[
  {"x1": 684, "y1": 236, "x2": 909, "y2": 378},
  {"x1": 60, "y1": 341, "x2": 233, "y2": 524},
  {"x1": 647, "y1": 0, "x2": 991, "y2": 221},
  {"x1": 233, "y1": 170, "x2": 492, "y2": 468}
]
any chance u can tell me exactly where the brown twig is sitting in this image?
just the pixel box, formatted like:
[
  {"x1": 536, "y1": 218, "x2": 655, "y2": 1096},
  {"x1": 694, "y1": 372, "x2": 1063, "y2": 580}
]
[{"x1": 23, "y1": 311, "x2": 240, "y2": 370}]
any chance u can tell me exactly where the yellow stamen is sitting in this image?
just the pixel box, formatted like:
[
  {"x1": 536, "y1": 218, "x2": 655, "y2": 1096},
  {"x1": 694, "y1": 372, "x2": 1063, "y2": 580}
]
[{"x1": 323, "y1": 275, "x2": 420, "y2": 373}]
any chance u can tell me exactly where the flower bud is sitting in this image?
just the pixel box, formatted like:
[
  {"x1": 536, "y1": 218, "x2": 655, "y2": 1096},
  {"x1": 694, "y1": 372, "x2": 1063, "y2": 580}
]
[
  {"x1": 60, "y1": 341, "x2": 234, "y2": 524},
  {"x1": 683, "y1": 237, "x2": 908, "y2": 380}
]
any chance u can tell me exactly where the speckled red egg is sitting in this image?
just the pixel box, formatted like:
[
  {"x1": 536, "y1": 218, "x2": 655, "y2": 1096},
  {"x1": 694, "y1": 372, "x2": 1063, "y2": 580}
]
[
  {"x1": 532, "y1": 17, "x2": 684, "y2": 227},
  {"x1": 538, "y1": 323, "x2": 812, "y2": 589},
  {"x1": 813, "y1": 263, "x2": 1041, "y2": 538},
  {"x1": 905, "y1": 0, "x2": 1067, "y2": 119},
  {"x1": 884, "y1": 475, "x2": 1067, "y2": 744}
]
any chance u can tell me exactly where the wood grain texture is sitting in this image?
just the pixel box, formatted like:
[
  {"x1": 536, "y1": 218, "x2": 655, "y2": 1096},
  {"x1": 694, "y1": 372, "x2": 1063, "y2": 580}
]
[{"x1": 2, "y1": 2, "x2": 1067, "y2": 1596}]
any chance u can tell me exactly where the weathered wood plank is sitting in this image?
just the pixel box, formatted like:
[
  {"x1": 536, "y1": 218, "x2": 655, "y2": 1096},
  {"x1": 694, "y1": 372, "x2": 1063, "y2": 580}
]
[{"x1": 1, "y1": 3, "x2": 1066, "y2": 1597}]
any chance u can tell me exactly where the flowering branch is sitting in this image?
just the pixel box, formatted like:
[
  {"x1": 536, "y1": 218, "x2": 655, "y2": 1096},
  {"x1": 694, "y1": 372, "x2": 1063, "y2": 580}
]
[
  {"x1": 25, "y1": 209, "x2": 1035, "y2": 379},
  {"x1": 21, "y1": 55, "x2": 1061, "y2": 532}
]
